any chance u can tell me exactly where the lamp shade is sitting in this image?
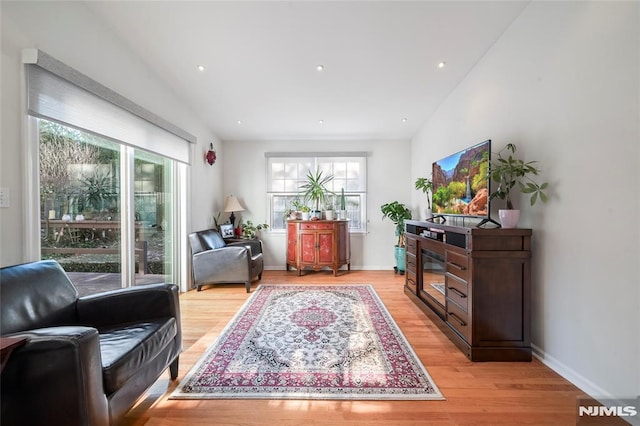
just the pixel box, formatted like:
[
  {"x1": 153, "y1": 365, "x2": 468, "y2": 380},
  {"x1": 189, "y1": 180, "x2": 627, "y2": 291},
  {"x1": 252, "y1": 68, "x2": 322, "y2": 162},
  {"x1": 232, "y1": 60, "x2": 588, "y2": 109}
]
[{"x1": 223, "y1": 195, "x2": 245, "y2": 213}]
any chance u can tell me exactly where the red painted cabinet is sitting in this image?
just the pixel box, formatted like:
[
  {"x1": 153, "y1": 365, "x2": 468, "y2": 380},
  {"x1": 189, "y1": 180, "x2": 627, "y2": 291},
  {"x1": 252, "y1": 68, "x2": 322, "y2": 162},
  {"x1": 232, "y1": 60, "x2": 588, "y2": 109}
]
[{"x1": 286, "y1": 220, "x2": 350, "y2": 276}]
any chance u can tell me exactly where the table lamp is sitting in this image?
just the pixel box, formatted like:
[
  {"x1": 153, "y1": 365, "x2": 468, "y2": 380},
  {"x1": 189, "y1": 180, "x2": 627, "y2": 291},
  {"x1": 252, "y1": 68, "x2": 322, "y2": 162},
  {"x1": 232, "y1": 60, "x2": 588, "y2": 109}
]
[{"x1": 223, "y1": 195, "x2": 245, "y2": 227}]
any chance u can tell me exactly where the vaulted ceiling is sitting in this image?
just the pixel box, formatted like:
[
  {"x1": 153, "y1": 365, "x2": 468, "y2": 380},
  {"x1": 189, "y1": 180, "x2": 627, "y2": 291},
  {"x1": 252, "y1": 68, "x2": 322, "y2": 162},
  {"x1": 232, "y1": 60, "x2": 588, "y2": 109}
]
[{"x1": 85, "y1": 1, "x2": 528, "y2": 142}]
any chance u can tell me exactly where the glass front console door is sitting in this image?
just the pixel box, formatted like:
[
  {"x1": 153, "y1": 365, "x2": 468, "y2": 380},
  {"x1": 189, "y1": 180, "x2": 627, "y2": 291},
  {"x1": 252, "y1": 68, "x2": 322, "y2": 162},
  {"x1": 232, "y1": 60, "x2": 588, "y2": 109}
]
[{"x1": 419, "y1": 245, "x2": 446, "y2": 317}]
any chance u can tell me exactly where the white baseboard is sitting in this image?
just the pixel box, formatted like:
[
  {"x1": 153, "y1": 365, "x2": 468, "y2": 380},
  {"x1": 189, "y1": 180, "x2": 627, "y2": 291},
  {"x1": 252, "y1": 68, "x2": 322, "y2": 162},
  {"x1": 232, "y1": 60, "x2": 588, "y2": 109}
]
[{"x1": 532, "y1": 343, "x2": 637, "y2": 410}]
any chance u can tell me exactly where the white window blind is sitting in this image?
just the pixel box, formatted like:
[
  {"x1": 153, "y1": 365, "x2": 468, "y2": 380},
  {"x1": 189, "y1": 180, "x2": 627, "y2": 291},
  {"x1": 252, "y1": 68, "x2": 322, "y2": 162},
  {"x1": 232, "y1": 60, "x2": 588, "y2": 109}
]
[
  {"x1": 266, "y1": 152, "x2": 367, "y2": 193},
  {"x1": 23, "y1": 49, "x2": 195, "y2": 164}
]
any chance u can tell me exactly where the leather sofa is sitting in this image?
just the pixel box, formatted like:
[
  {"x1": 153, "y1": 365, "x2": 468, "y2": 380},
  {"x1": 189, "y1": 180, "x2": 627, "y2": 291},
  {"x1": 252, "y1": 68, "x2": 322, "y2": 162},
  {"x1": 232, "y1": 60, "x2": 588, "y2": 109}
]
[
  {"x1": 188, "y1": 229, "x2": 264, "y2": 292},
  {"x1": 0, "y1": 260, "x2": 182, "y2": 426}
]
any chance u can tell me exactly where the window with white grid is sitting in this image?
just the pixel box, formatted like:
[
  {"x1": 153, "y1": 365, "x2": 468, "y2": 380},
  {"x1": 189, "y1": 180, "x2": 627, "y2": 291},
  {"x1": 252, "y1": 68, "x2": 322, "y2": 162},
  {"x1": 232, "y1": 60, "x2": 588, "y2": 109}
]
[{"x1": 266, "y1": 153, "x2": 367, "y2": 232}]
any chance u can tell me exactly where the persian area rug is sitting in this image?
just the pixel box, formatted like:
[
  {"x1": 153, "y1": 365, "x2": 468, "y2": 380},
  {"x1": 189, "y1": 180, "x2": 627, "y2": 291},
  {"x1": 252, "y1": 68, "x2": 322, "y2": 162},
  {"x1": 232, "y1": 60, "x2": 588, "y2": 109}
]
[{"x1": 171, "y1": 284, "x2": 444, "y2": 400}]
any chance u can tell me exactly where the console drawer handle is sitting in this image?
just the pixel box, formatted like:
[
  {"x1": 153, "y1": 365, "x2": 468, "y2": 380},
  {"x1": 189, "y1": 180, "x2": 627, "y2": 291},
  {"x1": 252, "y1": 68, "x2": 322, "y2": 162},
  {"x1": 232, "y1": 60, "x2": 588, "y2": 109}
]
[
  {"x1": 448, "y1": 287, "x2": 467, "y2": 298},
  {"x1": 448, "y1": 262, "x2": 466, "y2": 271},
  {"x1": 448, "y1": 312, "x2": 467, "y2": 327}
]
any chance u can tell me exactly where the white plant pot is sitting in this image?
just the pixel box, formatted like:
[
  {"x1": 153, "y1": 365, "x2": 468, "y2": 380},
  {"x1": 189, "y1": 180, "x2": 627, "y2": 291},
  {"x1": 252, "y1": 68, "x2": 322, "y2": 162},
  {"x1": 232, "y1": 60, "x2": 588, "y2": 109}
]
[
  {"x1": 498, "y1": 209, "x2": 520, "y2": 229},
  {"x1": 324, "y1": 210, "x2": 334, "y2": 220},
  {"x1": 338, "y1": 210, "x2": 348, "y2": 220},
  {"x1": 424, "y1": 208, "x2": 433, "y2": 220},
  {"x1": 301, "y1": 212, "x2": 310, "y2": 220}
]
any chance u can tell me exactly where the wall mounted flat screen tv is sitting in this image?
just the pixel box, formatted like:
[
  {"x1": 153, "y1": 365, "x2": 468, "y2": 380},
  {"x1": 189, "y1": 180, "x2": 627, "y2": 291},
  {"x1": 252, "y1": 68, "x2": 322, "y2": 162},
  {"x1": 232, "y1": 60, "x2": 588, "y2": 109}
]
[{"x1": 431, "y1": 140, "x2": 491, "y2": 218}]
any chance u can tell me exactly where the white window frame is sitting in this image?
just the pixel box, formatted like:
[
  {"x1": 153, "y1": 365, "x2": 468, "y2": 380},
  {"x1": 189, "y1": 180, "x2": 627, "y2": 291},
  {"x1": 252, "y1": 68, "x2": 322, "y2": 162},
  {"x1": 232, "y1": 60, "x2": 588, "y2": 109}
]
[{"x1": 266, "y1": 152, "x2": 367, "y2": 233}]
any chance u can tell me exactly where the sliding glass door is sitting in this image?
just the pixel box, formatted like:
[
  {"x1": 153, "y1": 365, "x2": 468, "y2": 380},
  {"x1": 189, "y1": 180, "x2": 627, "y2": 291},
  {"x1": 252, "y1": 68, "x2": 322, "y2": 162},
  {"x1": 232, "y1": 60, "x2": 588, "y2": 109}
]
[
  {"x1": 39, "y1": 119, "x2": 175, "y2": 293},
  {"x1": 133, "y1": 149, "x2": 174, "y2": 286}
]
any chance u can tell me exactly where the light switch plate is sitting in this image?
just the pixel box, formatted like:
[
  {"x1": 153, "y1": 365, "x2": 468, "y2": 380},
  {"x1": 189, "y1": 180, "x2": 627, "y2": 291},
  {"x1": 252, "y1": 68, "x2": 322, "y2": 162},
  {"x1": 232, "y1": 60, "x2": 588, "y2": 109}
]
[{"x1": 0, "y1": 187, "x2": 10, "y2": 208}]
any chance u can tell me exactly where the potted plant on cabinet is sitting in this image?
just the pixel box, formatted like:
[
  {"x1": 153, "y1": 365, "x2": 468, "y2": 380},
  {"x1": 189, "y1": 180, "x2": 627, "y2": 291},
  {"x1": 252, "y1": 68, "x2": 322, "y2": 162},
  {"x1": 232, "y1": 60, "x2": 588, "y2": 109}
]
[
  {"x1": 380, "y1": 201, "x2": 412, "y2": 274},
  {"x1": 414, "y1": 176, "x2": 433, "y2": 219},
  {"x1": 324, "y1": 197, "x2": 335, "y2": 220},
  {"x1": 338, "y1": 188, "x2": 348, "y2": 220},
  {"x1": 488, "y1": 143, "x2": 549, "y2": 228},
  {"x1": 299, "y1": 205, "x2": 311, "y2": 220},
  {"x1": 288, "y1": 199, "x2": 304, "y2": 219},
  {"x1": 299, "y1": 168, "x2": 334, "y2": 220}
]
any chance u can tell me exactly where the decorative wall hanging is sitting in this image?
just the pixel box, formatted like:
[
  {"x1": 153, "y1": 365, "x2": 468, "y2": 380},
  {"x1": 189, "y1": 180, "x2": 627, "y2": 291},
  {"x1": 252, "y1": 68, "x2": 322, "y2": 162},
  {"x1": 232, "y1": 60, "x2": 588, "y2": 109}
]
[{"x1": 205, "y1": 143, "x2": 217, "y2": 165}]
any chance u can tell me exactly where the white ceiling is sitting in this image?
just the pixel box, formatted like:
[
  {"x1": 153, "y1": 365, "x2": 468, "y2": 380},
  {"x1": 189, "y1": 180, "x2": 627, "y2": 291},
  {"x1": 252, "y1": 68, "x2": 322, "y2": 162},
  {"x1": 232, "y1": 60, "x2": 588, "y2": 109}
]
[{"x1": 84, "y1": 1, "x2": 528, "y2": 142}]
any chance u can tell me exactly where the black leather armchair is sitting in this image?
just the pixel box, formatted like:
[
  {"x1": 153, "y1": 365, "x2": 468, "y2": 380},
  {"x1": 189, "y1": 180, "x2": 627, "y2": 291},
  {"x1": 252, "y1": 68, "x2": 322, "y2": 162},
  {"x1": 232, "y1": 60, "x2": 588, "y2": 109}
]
[
  {"x1": 0, "y1": 260, "x2": 182, "y2": 426},
  {"x1": 188, "y1": 229, "x2": 264, "y2": 292}
]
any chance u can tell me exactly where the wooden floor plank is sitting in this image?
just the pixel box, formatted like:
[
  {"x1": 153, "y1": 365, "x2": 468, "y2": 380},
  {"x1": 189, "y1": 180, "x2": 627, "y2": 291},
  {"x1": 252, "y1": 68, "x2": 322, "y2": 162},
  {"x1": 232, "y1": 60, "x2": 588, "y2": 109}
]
[{"x1": 121, "y1": 270, "x2": 589, "y2": 425}]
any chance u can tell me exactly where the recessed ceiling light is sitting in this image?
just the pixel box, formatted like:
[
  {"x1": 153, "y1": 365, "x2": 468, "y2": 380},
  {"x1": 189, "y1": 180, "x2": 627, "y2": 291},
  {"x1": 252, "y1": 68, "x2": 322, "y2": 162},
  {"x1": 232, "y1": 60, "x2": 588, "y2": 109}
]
[
  {"x1": 438, "y1": 61, "x2": 446, "y2": 69},
  {"x1": 197, "y1": 65, "x2": 205, "y2": 72},
  {"x1": 236, "y1": 120, "x2": 242, "y2": 125},
  {"x1": 316, "y1": 64, "x2": 324, "y2": 72},
  {"x1": 318, "y1": 120, "x2": 324, "y2": 124},
  {"x1": 402, "y1": 118, "x2": 408, "y2": 123}
]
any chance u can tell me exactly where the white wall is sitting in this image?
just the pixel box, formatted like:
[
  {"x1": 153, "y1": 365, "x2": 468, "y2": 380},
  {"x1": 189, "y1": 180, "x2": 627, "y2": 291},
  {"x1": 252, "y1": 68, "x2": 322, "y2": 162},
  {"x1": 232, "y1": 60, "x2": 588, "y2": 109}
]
[
  {"x1": 0, "y1": 1, "x2": 222, "y2": 267},
  {"x1": 222, "y1": 139, "x2": 412, "y2": 270},
  {"x1": 411, "y1": 1, "x2": 639, "y2": 403}
]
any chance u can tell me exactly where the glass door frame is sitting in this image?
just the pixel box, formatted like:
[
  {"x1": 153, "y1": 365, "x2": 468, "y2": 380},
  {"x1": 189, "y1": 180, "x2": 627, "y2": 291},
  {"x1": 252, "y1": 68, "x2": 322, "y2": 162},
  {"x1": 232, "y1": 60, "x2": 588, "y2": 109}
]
[{"x1": 26, "y1": 117, "x2": 188, "y2": 291}]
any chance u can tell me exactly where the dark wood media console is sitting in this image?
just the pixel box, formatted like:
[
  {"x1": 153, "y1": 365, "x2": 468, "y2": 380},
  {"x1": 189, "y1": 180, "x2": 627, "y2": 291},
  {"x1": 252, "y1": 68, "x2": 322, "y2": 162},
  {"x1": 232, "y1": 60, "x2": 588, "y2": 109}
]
[{"x1": 404, "y1": 220, "x2": 532, "y2": 361}]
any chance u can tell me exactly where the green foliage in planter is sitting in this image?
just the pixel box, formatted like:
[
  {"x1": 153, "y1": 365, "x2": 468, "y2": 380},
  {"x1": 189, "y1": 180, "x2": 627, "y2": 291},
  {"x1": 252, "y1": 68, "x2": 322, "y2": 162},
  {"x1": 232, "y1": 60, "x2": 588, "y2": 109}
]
[
  {"x1": 414, "y1": 176, "x2": 433, "y2": 209},
  {"x1": 290, "y1": 198, "x2": 310, "y2": 213},
  {"x1": 299, "y1": 168, "x2": 334, "y2": 212},
  {"x1": 240, "y1": 220, "x2": 269, "y2": 239},
  {"x1": 488, "y1": 143, "x2": 549, "y2": 209},
  {"x1": 380, "y1": 201, "x2": 412, "y2": 247}
]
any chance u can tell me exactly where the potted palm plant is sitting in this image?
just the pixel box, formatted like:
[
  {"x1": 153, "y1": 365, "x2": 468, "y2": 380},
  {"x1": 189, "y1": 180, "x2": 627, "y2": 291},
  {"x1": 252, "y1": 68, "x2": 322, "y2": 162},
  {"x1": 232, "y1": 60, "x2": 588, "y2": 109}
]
[
  {"x1": 414, "y1": 176, "x2": 433, "y2": 219},
  {"x1": 488, "y1": 143, "x2": 549, "y2": 228},
  {"x1": 299, "y1": 168, "x2": 334, "y2": 220},
  {"x1": 380, "y1": 201, "x2": 412, "y2": 273}
]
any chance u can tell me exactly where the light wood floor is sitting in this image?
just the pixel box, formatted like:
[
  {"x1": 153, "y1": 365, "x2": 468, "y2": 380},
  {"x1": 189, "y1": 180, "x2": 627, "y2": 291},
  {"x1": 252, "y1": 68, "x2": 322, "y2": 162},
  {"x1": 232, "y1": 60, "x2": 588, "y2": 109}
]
[{"x1": 121, "y1": 270, "x2": 590, "y2": 426}]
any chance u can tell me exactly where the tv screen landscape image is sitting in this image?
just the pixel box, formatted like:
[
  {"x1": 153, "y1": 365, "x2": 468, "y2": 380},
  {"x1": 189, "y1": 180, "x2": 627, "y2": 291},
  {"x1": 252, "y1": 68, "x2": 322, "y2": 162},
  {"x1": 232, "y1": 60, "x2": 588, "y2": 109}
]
[{"x1": 431, "y1": 140, "x2": 491, "y2": 218}]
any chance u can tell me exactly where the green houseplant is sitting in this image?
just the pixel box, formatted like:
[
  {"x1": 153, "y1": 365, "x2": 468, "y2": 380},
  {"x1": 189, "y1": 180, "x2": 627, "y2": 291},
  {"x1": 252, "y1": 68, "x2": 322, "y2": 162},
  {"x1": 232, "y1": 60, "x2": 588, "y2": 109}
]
[
  {"x1": 488, "y1": 143, "x2": 549, "y2": 228},
  {"x1": 324, "y1": 195, "x2": 335, "y2": 220},
  {"x1": 240, "y1": 220, "x2": 269, "y2": 239},
  {"x1": 380, "y1": 201, "x2": 412, "y2": 273},
  {"x1": 338, "y1": 188, "x2": 347, "y2": 219},
  {"x1": 299, "y1": 168, "x2": 334, "y2": 220},
  {"x1": 414, "y1": 176, "x2": 433, "y2": 219},
  {"x1": 287, "y1": 199, "x2": 305, "y2": 219},
  {"x1": 298, "y1": 204, "x2": 311, "y2": 220}
]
